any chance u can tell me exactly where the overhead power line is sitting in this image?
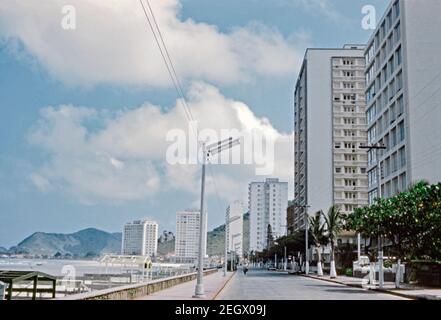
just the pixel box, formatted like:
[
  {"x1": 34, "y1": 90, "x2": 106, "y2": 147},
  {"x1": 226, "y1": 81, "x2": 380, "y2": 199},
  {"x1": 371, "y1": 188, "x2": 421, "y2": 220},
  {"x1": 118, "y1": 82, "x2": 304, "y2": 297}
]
[
  {"x1": 139, "y1": 0, "x2": 196, "y2": 132},
  {"x1": 138, "y1": 0, "x2": 228, "y2": 216}
]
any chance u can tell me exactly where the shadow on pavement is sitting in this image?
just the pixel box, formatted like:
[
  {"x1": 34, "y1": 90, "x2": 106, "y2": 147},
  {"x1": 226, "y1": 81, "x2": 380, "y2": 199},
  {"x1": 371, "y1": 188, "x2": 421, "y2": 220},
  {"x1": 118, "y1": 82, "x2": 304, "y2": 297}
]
[{"x1": 324, "y1": 288, "x2": 377, "y2": 294}]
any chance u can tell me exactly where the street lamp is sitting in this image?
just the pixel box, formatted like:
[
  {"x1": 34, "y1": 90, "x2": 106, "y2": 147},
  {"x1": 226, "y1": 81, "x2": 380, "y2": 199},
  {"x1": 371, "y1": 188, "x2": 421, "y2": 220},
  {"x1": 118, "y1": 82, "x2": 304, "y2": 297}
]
[
  {"x1": 360, "y1": 142, "x2": 387, "y2": 289},
  {"x1": 224, "y1": 215, "x2": 241, "y2": 277},
  {"x1": 293, "y1": 203, "x2": 311, "y2": 274},
  {"x1": 194, "y1": 137, "x2": 240, "y2": 298}
]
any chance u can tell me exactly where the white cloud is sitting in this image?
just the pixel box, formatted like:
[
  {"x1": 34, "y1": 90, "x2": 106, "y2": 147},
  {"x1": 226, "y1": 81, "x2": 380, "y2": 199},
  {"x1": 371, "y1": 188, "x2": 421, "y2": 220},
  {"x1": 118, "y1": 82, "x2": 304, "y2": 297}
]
[
  {"x1": 29, "y1": 173, "x2": 51, "y2": 192},
  {"x1": 28, "y1": 82, "x2": 293, "y2": 204},
  {"x1": 0, "y1": 0, "x2": 304, "y2": 87},
  {"x1": 269, "y1": 0, "x2": 345, "y2": 23}
]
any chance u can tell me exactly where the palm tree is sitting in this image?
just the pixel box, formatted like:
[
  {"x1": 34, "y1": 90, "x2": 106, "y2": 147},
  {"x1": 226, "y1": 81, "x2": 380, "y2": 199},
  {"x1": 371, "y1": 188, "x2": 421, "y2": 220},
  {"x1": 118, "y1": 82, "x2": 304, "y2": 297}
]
[
  {"x1": 309, "y1": 211, "x2": 326, "y2": 276},
  {"x1": 323, "y1": 206, "x2": 344, "y2": 278}
]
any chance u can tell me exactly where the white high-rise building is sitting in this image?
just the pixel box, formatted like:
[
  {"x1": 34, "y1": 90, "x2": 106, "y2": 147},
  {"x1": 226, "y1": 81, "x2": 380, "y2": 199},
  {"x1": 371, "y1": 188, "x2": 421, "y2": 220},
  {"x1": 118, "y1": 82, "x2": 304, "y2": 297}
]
[
  {"x1": 122, "y1": 220, "x2": 158, "y2": 256},
  {"x1": 249, "y1": 178, "x2": 288, "y2": 252},
  {"x1": 294, "y1": 45, "x2": 368, "y2": 231},
  {"x1": 175, "y1": 210, "x2": 207, "y2": 262},
  {"x1": 226, "y1": 200, "x2": 244, "y2": 258},
  {"x1": 364, "y1": 0, "x2": 441, "y2": 203}
]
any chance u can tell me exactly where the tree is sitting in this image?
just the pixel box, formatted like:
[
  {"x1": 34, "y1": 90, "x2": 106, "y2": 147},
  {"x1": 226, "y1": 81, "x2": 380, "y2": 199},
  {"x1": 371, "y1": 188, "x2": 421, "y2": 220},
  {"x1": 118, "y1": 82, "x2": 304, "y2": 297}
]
[
  {"x1": 323, "y1": 206, "x2": 344, "y2": 278},
  {"x1": 309, "y1": 211, "x2": 326, "y2": 276},
  {"x1": 347, "y1": 181, "x2": 441, "y2": 261}
]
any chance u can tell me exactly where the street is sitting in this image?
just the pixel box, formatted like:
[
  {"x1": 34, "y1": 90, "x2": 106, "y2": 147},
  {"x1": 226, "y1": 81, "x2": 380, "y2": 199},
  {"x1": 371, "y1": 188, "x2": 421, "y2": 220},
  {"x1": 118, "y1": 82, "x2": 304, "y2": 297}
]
[{"x1": 215, "y1": 268, "x2": 407, "y2": 300}]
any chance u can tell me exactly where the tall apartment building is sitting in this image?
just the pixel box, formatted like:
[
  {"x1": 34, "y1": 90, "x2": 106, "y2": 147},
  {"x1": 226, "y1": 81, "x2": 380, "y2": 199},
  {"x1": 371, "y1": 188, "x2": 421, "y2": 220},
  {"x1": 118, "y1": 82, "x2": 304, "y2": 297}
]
[
  {"x1": 294, "y1": 46, "x2": 368, "y2": 231},
  {"x1": 226, "y1": 200, "x2": 244, "y2": 258},
  {"x1": 249, "y1": 178, "x2": 288, "y2": 252},
  {"x1": 365, "y1": 0, "x2": 441, "y2": 203},
  {"x1": 175, "y1": 210, "x2": 207, "y2": 262},
  {"x1": 122, "y1": 220, "x2": 158, "y2": 256}
]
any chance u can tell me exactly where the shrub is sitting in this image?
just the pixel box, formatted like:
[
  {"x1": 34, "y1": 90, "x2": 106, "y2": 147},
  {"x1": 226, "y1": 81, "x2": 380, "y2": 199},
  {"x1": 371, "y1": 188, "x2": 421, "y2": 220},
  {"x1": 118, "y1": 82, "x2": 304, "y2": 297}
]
[{"x1": 345, "y1": 268, "x2": 353, "y2": 277}]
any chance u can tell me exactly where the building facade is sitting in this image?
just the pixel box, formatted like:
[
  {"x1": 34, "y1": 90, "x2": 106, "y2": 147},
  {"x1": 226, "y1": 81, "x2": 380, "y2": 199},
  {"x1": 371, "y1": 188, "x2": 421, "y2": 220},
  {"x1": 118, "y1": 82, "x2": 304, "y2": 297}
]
[
  {"x1": 286, "y1": 201, "x2": 295, "y2": 235},
  {"x1": 226, "y1": 200, "x2": 244, "y2": 258},
  {"x1": 175, "y1": 210, "x2": 207, "y2": 262},
  {"x1": 294, "y1": 46, "x2": 368, "y2": 231},
  {"x1": 249, "y1": 178, "x2": 288, "y2": 252},
  {"x1": 365, "y1": 0, "x2": 441, "y2": 204},
  {"x1": 122, "y1": 220, "x2": 158, "y2": 256}
]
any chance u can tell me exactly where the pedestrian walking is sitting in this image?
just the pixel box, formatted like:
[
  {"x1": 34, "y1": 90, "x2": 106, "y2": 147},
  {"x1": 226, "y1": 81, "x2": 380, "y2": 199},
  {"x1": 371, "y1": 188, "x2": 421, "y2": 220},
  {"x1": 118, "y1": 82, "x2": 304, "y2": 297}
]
[{"x1": 243, "y1": 262, "x2": 249, "y2": 275}]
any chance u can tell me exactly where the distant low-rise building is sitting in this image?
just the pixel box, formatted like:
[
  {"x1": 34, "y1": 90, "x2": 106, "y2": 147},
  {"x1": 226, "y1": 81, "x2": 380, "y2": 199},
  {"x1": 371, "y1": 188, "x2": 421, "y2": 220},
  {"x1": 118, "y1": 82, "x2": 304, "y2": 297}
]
[{"x1": 226, "y1": 200, "x2": 244, "y2": 259}]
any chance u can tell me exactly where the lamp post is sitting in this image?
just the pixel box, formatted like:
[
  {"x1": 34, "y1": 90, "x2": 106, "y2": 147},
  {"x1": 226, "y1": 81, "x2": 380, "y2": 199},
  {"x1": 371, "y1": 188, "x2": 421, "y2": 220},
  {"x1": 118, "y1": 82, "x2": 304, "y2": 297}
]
[
  {"x1": 224, "y1": 215, "x2": 241, "y2": 276},
  {"x1": 284, "y1": 246, "x2": 287, "y2": 271},
  {"x1": 224, "y1": 222, "x2": 228, "y2": 277},
  {"x1": 194, "y1": 137, "x2": 240, "y2": 298},
  {"x1": 360, "y1": 142, "x2": 387, "y2": 289}
]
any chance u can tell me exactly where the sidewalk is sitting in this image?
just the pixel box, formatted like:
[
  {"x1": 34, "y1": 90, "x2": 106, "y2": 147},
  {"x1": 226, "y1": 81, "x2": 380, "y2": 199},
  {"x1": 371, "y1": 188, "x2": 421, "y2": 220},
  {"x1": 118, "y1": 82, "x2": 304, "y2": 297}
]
[
  {"x1": 301, "y1": 273, "x2": 441, "y2": 300},
  {"x1": 137, "y1": 270, "x2": 235, "y2": 300}
]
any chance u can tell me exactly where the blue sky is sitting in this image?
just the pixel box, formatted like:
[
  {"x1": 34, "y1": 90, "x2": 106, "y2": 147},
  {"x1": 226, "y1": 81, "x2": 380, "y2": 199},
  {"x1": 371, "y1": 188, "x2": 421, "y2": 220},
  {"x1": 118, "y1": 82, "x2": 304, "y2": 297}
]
[{"x1": 0, "y1": 0, "x2": 388, "y2": 248}]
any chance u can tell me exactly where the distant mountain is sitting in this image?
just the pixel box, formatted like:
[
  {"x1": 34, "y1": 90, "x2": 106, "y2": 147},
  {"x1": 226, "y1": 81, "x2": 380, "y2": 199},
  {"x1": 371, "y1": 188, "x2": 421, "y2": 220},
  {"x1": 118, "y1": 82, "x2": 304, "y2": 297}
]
[
  {"x1": 11, "y1": 228, "x2": 122, "y2": 257},
  {"x1": 4, "y1": 214, "x2": 250, "y2": 258}
]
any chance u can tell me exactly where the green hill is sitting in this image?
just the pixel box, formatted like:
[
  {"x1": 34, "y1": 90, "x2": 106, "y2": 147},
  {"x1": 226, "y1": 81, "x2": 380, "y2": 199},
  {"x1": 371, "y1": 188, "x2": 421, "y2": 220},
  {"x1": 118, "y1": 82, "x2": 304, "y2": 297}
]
[{"x1": 207, "y1": 212, "x2": 249, "y2": 256}]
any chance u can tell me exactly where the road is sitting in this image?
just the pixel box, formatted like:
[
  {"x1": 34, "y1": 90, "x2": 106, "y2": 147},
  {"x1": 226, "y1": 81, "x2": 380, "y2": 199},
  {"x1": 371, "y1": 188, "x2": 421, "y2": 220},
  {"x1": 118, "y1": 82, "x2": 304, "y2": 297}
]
[{"x1": 215, "y1": 268, "x2": 407, "y2": 300}]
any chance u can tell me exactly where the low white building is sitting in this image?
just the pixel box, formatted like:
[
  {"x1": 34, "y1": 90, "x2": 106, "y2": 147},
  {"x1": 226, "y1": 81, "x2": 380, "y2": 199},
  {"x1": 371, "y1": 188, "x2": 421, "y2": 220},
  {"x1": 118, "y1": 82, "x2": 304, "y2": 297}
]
[
  {"x1": 226, "y1": 200, "x2": 244, "y2": 259},
  {"x1": 122, "y1": 220, "x2": 158, "y2": 257}
]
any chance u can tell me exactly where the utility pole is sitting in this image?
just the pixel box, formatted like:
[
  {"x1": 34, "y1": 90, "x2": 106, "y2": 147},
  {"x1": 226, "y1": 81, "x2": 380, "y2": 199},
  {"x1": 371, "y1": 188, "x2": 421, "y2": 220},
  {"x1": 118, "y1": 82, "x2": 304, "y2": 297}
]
[
  {"x1": 224, "y1": 215, "x2": 241, "y2": 276},
  {"x1": 224, "y1": 220, "x2": 228, "y2": 277},
  {"x1": 284, "y1": 246, "x2": 287, "y2": 271},
  {"x1": 360, "y1": 142, "x2": 387, "y2": 289},
  {"x1": 194, "y1": 137, "x2": 240, "y2": 298}
]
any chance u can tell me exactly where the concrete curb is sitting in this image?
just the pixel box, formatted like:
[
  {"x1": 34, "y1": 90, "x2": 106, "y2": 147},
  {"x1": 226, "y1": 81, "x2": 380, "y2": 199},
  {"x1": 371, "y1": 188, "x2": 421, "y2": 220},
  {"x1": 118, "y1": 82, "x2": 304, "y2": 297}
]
[
  {"x1": 212, "y1": 271, "x2": 236, "y2": 300},
  {"x1": 299, "y1": 274, "x2": 439, "y2": 300}
]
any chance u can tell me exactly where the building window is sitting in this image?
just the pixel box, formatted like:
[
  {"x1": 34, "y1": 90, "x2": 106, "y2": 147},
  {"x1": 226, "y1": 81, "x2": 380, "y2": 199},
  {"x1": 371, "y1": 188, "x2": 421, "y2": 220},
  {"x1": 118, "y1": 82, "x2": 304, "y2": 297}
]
[
  {"x1": 389, "y1": 80, "x2": 395, "y2": 100},
  {"x1": 368, "y1": 169, "x2": 377, "y2": 188},
  {"x1": 399, "y1": 147, "x2": 406, "y2": 168},
  {"x1": 394, "y1": 1, "x2": 400, "y2": 19},
  {"x1": 396, "y1": 46, "x2": 402, "y2": 66},
  {"x1": 387, "y1": 10, "x2": 393, "y2": 30},
  {"x1": 391, "y1": 127, "x2": 397, "y2": 147},
  {"x1": 369, "y1": 190, "x2": 378, "y2": 204},
  {"x1": 368, "y1": 126, "x2": 376, "y2": 144},
  {"x1": 389, "y1": 56, "x2": 395, "y2": 76},
  {"x1": 397, "y1": 72, "x2": 403, "y2": 92},
  {"x1": 368, "y1": 149, "x2": 376, "y2": 166},
  {"x1": 397, "y1": 95, "x2": 404, "y2": 116},
  {"x1": 398, "y1": 121, "x2": 405, "y2": 142},
  {"x1": 381, "y1": 22, "x2": 386, "y2": 40},
  {"x1": 394, "y1": 22, "x2": 401, "y2": 43}
]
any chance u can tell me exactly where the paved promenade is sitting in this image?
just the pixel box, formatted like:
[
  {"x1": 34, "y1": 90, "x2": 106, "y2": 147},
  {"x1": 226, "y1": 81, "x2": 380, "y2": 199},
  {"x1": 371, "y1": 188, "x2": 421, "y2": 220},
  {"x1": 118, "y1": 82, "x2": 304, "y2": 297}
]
[
  {"x1": 137, "y1": 270, "x2": 234, "y2": 300},
  {"x1": 215, "y1": 268, "x2": 406, "y2": 300}
]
